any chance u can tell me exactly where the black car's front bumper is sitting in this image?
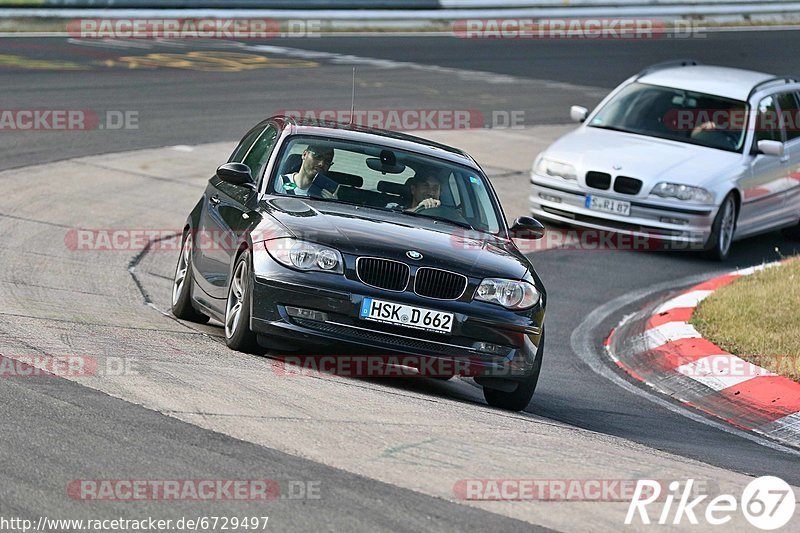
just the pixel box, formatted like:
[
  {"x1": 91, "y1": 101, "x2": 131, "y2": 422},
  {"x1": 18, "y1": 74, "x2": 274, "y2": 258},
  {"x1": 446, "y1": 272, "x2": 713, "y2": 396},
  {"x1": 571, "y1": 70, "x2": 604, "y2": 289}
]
[{"x1": 249, "y1": 248, "x2": 545, "y2": 380}]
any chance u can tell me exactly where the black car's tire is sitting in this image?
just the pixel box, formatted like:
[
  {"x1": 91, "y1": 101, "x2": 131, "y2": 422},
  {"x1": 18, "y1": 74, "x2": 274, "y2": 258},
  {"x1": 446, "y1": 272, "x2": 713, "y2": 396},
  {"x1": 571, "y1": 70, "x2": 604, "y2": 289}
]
[
  {"x1": 224, "y1": 249, "x2": 260, "y2": 353},
  {"x1": 782, "y1": 222, "x2": 800, "y2": 240},
  {"x1": 171, "y1": 231, "x2": 210, "y2": 324},
  {"x1": 704, "y1": 193, "x2": 737, "y2": 261},
  {"x1": 482, "y1": 330, "x2": 544, "y2": 411}
]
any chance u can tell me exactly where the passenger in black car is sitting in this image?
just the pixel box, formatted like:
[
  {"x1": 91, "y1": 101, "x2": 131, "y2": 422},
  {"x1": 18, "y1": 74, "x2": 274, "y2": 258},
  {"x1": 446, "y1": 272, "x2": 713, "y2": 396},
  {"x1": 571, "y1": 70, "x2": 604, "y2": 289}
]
[{"x1": 281, "y1": 144, "x2": 339, "y2": 198}]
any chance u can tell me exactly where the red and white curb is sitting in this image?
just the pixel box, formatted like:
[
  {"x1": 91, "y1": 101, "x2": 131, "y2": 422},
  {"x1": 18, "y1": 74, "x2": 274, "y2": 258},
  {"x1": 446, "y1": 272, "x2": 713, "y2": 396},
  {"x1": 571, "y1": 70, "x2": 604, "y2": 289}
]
[{"x1": 606, "y1": 259, "x2": 800, "y2": 448}]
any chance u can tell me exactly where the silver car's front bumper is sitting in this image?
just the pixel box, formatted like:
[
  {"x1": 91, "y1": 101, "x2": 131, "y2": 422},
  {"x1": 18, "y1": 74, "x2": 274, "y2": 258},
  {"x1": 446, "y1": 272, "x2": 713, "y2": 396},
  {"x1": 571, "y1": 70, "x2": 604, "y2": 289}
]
[{"x1": 529, "y1": 174, "x2": 717, "y2": 247}]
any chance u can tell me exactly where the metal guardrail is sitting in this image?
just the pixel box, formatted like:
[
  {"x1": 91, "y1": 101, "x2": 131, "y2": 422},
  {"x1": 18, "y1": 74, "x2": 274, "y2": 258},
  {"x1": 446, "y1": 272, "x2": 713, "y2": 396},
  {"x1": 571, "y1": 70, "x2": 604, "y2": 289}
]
[
  {"x1": 440, "y1": 0, "x2": 800, "y2": 6},
  {"x1": 1, "y1": 0, "x2": 798, "y2": 21},
  {"x1": 0, "y1": 1, "x2": 439, "y2": 6},
  {"x1": 2, "y1": 0, "x2": 799, "y2": 6}
]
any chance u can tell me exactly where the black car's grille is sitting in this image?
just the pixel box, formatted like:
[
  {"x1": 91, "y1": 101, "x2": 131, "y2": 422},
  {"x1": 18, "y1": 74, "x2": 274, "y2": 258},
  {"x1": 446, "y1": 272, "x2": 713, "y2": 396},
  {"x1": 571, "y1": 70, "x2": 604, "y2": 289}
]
[
  {"x1": 356, "y1": 257, "x2": 409, "y2": 291},
  {"x1": 585, "y1": 171, "x2": 611, "y2": 190},
  {"x1": 614, "y1": 176, "x2": 643, "y2": 195},
  {"x1": 414, "y1": 268, "x2": 467, "y2": 300}
]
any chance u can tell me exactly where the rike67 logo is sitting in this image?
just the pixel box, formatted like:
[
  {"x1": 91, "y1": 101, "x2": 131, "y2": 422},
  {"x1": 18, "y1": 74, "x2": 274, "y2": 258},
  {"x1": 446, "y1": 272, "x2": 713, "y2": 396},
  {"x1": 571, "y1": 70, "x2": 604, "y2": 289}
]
[{"x1": 626, "y1": 477, "x2": 796, "y2": 530}]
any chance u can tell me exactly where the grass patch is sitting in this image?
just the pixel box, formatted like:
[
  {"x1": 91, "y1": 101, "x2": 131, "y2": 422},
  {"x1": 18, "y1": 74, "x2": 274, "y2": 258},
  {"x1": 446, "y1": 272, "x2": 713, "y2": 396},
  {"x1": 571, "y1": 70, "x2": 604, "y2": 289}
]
[{"x1": 691, "y1": 259, "x2": 800, "y2": 382}]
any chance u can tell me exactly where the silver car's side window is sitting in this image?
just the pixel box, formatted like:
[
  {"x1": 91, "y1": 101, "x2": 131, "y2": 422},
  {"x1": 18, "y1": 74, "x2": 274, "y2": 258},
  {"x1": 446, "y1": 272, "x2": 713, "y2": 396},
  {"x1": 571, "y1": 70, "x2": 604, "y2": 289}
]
[
  {"x1": 754, "y1": 96, "x2": 782, "y2": 144},
  {"x1": 776, "y1": 92, "x2": 800, "y2": 141}
]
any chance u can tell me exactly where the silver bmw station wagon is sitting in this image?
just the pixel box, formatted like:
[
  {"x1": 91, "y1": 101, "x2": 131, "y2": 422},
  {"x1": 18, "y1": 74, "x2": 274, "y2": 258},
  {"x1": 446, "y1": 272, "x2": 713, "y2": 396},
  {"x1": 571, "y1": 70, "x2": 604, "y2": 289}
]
[{"x1": 530, "y1": 60, "x2": 800, "y2": 260}]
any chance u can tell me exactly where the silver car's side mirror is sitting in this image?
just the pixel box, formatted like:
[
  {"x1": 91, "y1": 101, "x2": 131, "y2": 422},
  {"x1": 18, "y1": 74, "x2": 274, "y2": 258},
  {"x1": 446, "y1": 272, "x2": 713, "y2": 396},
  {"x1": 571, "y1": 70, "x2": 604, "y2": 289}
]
[
  {"x1": 570, "y1": 106, "x2": 589, "y2": 123},
  {"x1": 757, "y1": 140, "x2": 785, "y2": 157}
]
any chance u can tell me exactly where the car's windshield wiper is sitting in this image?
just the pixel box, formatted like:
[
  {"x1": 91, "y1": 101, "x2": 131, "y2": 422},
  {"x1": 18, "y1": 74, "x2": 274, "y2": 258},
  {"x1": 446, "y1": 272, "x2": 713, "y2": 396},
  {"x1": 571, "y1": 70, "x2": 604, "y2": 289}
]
[
  {"x1": 303, "y1": 196, "x2": 476, "y2": 230},
  {"x1": 588, "y1": 124, "x2": 637, "y2": 135},
  {"x1": 388, "y1": 207, "x2": 475, "y2": 230}
]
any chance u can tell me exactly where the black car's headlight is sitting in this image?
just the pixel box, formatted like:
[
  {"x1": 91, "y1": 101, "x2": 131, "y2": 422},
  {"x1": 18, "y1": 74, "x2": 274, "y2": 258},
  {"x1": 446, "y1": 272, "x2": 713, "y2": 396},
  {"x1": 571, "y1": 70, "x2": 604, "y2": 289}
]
[
  {"x1": 475, "y1": 278, "x2": 539, "y2": 310},
  {"x1": 265, "y1": 238, "x2": 344, "y2": 274}
]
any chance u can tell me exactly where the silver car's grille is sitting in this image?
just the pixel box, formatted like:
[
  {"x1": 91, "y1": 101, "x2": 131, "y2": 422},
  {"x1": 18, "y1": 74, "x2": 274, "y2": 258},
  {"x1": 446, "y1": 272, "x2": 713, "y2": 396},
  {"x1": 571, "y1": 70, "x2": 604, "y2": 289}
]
[
  {"x1": 356, "y1": 257, "x2": 409, "y2": 292},
  {"x1": 414, "y1": 268, "x2": 468, "y2": 300},
  {"x1": 586, "y1": 171, "x2": 611, "y2": 190},
  {"x1": 614, "y1": 176, "x2": 643, "y2": 195}
]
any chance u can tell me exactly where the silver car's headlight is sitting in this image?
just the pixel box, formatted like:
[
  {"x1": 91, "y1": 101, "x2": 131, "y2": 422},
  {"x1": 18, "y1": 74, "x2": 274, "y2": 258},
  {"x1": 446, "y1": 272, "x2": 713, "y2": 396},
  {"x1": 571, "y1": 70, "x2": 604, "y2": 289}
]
[
  {"x1": 533, "y1": 156, "x2": 577, "y2": 181},
  {"x1": 650, "y1": 182, "x2": 714, "y2": 204},
  {"x1": 265, "y1": 238, "x2": 344, "y2": 274},
  {"x1": 475, "y1": 278, "x2": 540, "y2": 310}
]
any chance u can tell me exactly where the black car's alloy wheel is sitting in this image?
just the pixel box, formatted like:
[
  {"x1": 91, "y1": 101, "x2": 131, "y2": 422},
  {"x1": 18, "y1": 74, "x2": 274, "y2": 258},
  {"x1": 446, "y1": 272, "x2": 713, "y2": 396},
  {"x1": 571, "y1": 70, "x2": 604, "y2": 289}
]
[
  {"x1": 172, "y1": 231, "x2": 210, "y2": 323},
  {"x1": 224, "y1": 249, "x2": 260, "y2": 353}
]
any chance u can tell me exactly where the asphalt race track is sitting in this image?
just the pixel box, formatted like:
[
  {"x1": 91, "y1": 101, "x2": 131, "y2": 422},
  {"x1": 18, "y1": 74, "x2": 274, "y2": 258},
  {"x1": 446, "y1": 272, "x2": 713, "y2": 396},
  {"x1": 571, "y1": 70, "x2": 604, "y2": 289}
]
[{"x1": 1, "y1": 32, "x2": 799, "y2": 531}]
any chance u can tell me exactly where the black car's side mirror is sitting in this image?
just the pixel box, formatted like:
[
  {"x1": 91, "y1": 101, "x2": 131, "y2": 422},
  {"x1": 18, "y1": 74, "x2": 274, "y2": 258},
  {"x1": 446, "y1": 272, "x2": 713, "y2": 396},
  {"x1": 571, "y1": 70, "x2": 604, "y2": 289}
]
[
  {"x1": 217, "y1": 163, "x2": 255, "y2": 188},
  {"x1": 509, "y1": 216, "x2": 546, "y2": 240}
]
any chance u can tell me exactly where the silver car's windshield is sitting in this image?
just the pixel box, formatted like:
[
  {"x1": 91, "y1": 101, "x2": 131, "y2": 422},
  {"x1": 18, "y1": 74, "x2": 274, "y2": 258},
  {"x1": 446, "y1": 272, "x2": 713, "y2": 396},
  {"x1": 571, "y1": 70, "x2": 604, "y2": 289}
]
[
  {"x1": 270, "y1": 135, "x2": 503, "y2": 234},
  {"x1": 588, "y1": 82, "x2": 748, "y2": 153}
]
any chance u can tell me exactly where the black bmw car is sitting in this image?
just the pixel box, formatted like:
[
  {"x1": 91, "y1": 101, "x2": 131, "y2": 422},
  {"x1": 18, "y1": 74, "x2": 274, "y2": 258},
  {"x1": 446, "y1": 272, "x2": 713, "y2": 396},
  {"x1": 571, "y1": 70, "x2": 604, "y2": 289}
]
[{"x1": 172, "y1": 116, "x2": 547, "y2": 411}]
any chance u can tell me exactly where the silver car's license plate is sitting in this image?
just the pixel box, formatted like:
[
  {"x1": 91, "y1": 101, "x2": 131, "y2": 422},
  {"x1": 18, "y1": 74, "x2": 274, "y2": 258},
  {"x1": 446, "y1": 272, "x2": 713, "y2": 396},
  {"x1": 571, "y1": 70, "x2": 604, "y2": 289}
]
[
  {"x1": 586, "y1": 195, "x2": 631, "y2": 216},
  {"x1": 359, "y1": 297, "x2": 454, "y2": 334}
]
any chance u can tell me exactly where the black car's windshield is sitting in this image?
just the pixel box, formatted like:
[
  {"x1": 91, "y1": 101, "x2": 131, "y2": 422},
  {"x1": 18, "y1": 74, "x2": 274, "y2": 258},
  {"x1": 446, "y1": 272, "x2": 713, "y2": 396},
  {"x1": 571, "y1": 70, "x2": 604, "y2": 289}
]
[
  {"x1": 588, "y1": 82, "x2": 748, "y2": 153},
  {"x1": 269, "y1": 135, "x2": 502, "y2": 234}
]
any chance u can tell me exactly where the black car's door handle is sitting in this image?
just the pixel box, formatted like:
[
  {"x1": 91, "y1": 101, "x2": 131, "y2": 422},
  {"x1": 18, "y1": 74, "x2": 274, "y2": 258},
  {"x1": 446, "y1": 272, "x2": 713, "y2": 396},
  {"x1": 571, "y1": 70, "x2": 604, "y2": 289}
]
[{"x1": 209, "y1": 195, "x2": 221, "y2": 206}]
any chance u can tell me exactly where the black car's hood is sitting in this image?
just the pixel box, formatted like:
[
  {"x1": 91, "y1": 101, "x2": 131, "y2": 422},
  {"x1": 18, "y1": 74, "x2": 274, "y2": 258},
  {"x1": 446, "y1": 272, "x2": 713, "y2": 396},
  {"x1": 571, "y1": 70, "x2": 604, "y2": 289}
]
[{"x1": 258, "y1": 197, "x2": 529, "y2": 280}]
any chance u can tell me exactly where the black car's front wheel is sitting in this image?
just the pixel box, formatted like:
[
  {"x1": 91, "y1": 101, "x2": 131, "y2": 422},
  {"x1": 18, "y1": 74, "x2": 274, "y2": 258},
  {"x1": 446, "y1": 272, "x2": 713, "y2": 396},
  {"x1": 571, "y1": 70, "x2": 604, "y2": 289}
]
[
  {"x1": 172, "y1": 231, "x2": 210, "y2": 324},
  {"x1": 482, "y1": 330, "x2": 544, "y2": 411},
  {"x1": 224, "y1": 249, "x2": 260, "y2": 353}
]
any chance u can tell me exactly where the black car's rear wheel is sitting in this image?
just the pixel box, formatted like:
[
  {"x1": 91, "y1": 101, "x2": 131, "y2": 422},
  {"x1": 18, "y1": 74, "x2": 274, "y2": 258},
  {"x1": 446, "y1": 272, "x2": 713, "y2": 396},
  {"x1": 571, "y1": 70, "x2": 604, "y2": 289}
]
[
  {"x1": 482, "y1": 330, "x2": 544, "y2": 411},
  {"x1": 704, "y1": 193, "x2": 737, "y2": 261},
  {"x1": 171, "y1": 231, "x2": 210, "y2": 324},
  {"x1": 224, "y1": 249, "x2": 260, "y2": 353}
]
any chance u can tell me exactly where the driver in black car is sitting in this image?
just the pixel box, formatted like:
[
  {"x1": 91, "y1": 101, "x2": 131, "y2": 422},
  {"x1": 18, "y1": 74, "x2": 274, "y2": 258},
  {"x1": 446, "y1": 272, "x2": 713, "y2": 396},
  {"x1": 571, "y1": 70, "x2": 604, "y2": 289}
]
[{"x1": 406, "y1": 173, "x2": 442, "y2": 212}]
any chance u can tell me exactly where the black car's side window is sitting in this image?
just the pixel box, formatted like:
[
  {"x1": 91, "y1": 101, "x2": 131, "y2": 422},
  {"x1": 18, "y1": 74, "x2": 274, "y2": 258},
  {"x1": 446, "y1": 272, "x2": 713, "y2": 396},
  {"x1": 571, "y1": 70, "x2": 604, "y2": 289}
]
[
  {"x1": 229, "y1": 125, "x2": 266, "y2": 164},
  {"x1": 242, "y1": 125, "x2": 279, "y2": 184}
]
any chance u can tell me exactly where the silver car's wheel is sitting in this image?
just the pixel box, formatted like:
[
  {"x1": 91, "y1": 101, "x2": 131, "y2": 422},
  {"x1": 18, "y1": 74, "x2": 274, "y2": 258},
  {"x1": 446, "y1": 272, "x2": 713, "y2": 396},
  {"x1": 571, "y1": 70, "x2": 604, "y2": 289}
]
[
  {"x1": 705, "y1": 194, "x2": 737, "y2": 261},
  {"x1": 224, "y1": 250, "x2": 260, "y2": 352},
  {"x1": 171, "y1": 231, "x2": 209, "y2": 323},
  {"x1": 718, "y1": 198, "x2": 735, "y2": 257}
]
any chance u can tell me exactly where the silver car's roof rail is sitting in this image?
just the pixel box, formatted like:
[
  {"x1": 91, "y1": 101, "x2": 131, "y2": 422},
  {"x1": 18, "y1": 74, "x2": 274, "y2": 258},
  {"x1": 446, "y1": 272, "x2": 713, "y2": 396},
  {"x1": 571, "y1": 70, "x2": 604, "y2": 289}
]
[
  {"x1": 746, "y1": 76, "x2": 799, "y2": 101},
  {"x1": 636, "y1": 59, "x2": 700, "y2": 79}
]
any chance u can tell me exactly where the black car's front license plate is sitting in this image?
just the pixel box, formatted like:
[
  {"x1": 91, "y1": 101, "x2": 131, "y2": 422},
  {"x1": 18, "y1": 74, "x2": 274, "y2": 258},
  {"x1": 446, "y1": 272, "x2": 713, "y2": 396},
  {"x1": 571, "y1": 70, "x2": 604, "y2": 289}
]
[{"x1": 360, "y1": 297, "x2": 454, "y2": 334}]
